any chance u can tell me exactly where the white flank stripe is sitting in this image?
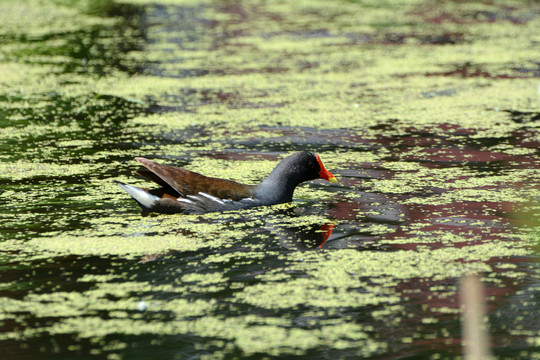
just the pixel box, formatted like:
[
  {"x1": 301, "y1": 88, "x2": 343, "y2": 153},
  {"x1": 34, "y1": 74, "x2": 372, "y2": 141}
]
[
  {"x1": 177, "y1": 198, "x2": 194, "y2": 204},
  {"x1": 197, "y1": 192, "x2": 226, "y2": 205}
]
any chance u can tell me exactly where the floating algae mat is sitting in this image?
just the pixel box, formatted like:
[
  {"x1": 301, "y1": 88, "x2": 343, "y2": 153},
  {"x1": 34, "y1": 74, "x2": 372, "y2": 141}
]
[{"x1": 0, "y1": 0, "x2": 539, "y2": 359}]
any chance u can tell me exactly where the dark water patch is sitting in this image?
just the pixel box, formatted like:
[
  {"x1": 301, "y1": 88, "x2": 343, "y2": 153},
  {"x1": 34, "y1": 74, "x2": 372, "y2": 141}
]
[
  {"x1": 151, "y1": 126, "x2": 365, "y2": 157},
  {"x1": 513, "y1": 62, "x2": 540, "y2": 78},
  {"x1": 382, "y1": 31, "x2": 465, "y2": 45},
  {"x1": 83, "y1": 0, "x2": 142, "y2": 19},
  {"x1": 421, "y1": 88, "x2": 458, "y2": 98},
  {"x1": 0, "y1": 255, "x2": 119, "y2": 300},
  {"x1": 0, "y1": 92, "x2": 144, "y2": 127},
  {"x1": 504, "y1": 109, "x2": 540, "y2": 124},
  {"x1": 145, "y1": 86, "x2": 278, "y2": 113},
  {"x1": 146, "y1": 88, "x2": 239, "y2": 112},
  {"x1": 211, "y1": 66, "x2": 290, "y2": 76},
  {"x1": 227, "y1": 126, "x2": 378, "y2": 153},
  {"x1": 1, "y1": 6, "x2": 144, "y2": 76},
  {"x1": 0, "y1": 92, "x2": 147, "y2": 162},
  {"x1": 426, "y1": 62, "x2": 540, "y2": 79},
  {"x1": 140, "y1": 3, "x2": 214, "y2": 78},
  {"x1": 144, "y1": 66, "x2": 210, "y2": 79},
  {"x1": 414, "y1": 3, "x2": 540, "y2": 25}
]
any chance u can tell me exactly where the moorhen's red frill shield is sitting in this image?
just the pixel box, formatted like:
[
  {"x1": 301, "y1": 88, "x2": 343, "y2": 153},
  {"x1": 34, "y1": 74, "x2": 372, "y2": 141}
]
[{"x1": 117, "y1": 151, "x2": 338, "y2": 215}]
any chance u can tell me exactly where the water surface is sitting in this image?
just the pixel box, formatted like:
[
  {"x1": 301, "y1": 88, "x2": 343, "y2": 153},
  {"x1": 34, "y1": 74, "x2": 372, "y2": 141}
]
[{"x1": 0, "y1": 0, "x2": 539, "y2": 359}]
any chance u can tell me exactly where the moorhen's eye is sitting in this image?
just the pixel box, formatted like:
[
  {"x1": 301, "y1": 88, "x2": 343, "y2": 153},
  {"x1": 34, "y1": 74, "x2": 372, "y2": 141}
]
[{"x1": 307, "y1": 153, "x2": 317, "y2": 168}]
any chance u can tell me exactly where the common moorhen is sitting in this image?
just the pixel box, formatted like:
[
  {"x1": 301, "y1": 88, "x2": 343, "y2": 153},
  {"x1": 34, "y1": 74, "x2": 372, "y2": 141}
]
[{"x1": 117, "y1": 151, "x2": 338, "y2": 215}]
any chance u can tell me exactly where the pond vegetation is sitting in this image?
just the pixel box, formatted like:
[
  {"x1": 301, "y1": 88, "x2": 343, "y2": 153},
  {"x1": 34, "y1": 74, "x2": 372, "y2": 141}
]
[{"x1": 0, "y1": 0, "x2": 539, "y2": 359}]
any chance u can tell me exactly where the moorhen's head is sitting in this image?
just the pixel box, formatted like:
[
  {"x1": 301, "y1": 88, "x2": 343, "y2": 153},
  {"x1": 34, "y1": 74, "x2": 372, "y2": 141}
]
[
  {"x1": 266, "y1": 151, "x2": 338, "y2": 185},
  {"x1": 288, "y1": 151, "x2": 338, "y2": 183},
  {"x1": 255, "y1": 151, "x2": 337, "y2": 204}
]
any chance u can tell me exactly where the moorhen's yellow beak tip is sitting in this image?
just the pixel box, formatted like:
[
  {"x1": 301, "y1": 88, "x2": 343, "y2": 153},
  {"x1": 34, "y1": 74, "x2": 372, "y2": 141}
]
[{"x1": 328, "y1": 176, "x2": 338, "y2": 184}]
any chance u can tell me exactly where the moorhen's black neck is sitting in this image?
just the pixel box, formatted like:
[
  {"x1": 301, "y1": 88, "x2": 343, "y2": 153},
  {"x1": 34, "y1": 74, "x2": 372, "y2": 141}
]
[{"x1": 254, "y1": 152, "x2": 320, "y2": 204}]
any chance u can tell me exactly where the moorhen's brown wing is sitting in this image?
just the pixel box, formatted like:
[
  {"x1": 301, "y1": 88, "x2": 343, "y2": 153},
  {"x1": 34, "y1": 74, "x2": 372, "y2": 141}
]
[{"x1": 135, "y1": 157, "x2": 255, "y2": 201}]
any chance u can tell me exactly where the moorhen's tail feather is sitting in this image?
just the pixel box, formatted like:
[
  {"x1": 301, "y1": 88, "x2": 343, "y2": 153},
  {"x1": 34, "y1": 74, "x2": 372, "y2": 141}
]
[
  {"x1": 115, "y1": 181, "x2": 186, "y2": 214},
  {"x1": 115, "y1": 181, "x2": 157, "y2": 210}
]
